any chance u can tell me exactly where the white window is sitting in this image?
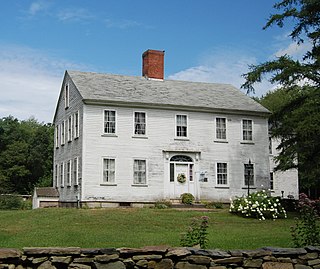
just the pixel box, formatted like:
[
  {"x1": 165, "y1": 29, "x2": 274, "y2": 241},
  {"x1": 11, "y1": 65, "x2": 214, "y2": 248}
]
[
  {"x1": 66, "y1": 160, "x2": 71, "y2": 186},
  {"x1": 176, "y1": 115, "x2": 187, "y2": 137},
  {"x1": 55, "y1": 125, "x2": 59, "y2": 148},
  {"x1": 244, "y1": 163, "x2": 254, "y2": 186},
  {"x1": 104, "y1": 110, "x2": 116, "y2": 134},
  {"x1": 73, "y1": 157, "x2": 79, "y2": 185},
  {"x1": 242, "y1": 119, "x2": 253, "y2": 141},
  {"x1": 134, "y1": 112, "x2": 146, "y2": 135},
  {"x1": 67, "y1": 115, "x2": 72, "y2": 142},
  {"x1": 103, "y1": 158, "x2": 115, "y2": 183},
  {"x1": 133, "y1": 159, "x2": 146, "y2": 184},
  {"x1": 217, "y1": 163, "x2": 228, "y2": 185},
  {"x1": 74, "y1": 111, "x2": 79, "y2": 139},
  {"x1": 60, "y1": 162, "x2": 64, "y2": 187},
  {"x1": 61, "y1": 121, "x2": 65, "y2": 146},
  {"x1": 54, "y1": 164, "x2": 58, "y2": 187},
  {"x1": 64, "y1": 83, "x2": 69, "y2": 109},
  {"x1": 216, "y1": 117, "x2": 226, "y2": 140}
]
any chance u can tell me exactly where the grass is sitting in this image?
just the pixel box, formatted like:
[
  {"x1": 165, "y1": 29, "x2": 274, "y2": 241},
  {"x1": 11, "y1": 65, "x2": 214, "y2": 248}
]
[{"x1": 0, "y1": 208, "x2": 296, "y2": 250}]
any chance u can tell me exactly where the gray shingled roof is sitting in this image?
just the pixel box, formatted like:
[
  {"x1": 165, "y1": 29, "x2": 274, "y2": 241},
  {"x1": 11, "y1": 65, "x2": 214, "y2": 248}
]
[
  {"x1": 67, "y1": 70, "x2": 270, "y2": 115},
  {"x1": 35, "y1": 187, "x2": 59, "y2": 197}
]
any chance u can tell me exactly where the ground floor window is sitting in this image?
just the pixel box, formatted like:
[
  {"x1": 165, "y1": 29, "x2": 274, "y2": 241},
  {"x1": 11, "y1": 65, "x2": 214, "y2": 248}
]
[
  {"x1": 103, "y1": 158, "x2": 115, "y2": 183},
  {"x1": 133, "y1": 159, "x2": 146, "y2": 184},
  {"x1": 217, "y1": 163, "x2": 228, "y2": 185}
]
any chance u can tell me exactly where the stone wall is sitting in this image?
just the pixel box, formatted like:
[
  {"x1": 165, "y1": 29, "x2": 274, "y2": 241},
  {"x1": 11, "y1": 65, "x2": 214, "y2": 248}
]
[{"x1": 1, "y1": 246, "x2": 320, "y2": 269}]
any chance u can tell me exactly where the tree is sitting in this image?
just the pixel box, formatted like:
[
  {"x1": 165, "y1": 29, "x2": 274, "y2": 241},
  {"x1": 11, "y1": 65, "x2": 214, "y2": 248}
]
[
  {"x1": 0, "y1": 116, "x2": 54, "y2": 194},
  {"x1": 241, "y1": 0, "x2": 320, "y2": 194}
]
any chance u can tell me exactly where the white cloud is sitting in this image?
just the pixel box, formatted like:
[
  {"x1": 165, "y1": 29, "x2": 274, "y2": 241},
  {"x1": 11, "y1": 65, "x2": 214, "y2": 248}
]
[
  {"x1": 57, "y1": 8, "x2": 95, "y2": 22},
  {"x1": 104, "y1": 18, "x2": 149, "y2": 29},
  {"x1": 168, "y1": 49, "x2": 274, "y2": 97},
  {"x1": 0, "y1": 44, "x2": 88, "y2": 122},
  {"x1": 28, "y1": 0, "x2": 51, "y2": 16}
]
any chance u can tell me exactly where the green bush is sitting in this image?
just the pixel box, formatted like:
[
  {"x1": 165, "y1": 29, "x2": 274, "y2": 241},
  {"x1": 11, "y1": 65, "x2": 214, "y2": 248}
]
[
  {"x1": 202, "y1": 201, "x2": 223, "y2": 209},
  {"x1": 0, "y1": 195, "x2": 23, "y2": 210},
  {"x1": 180, "y1": 216, "x2": 209, "y2": 248},
  {"x1": 154, "y1": 200, "x2": 172, "y2": 209},
  {"x1": 181, "y1": 193, "x2": 195, "y2": 205},
  {"x1": 230, "y1": 190, "x2": 287, "y2": 220}
]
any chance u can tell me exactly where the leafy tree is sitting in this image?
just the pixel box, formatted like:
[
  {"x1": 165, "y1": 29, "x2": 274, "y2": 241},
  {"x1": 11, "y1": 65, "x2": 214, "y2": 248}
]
[
  {"x1": 242, "y1": 0, "x2": 320, "y2": 193},
  {"x1": 0, "y1": 116, "x2": 53, "y2": 194}
]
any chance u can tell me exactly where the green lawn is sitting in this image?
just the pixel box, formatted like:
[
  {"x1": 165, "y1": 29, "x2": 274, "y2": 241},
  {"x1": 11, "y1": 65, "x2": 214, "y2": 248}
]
[{"x1": 0, "y1": 208, "x2": 296, "y2": 250}]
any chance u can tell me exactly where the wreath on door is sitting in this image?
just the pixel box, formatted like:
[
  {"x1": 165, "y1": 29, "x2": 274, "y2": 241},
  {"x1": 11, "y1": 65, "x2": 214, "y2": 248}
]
[{"x1": 177, "y1": 173, "x2": 186, "y2": 184}]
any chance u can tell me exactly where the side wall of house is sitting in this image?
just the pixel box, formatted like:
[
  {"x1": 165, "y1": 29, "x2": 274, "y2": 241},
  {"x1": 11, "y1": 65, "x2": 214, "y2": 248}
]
[
  {"x1": 79, "y1": 104, "x2": 270, "y2": 203},
  {"x1": 270, "y1": 138, "x2": 299, "y2": 199},
  {"x1": 53, "y1": 72, "x2": 83, "y2": 203}
]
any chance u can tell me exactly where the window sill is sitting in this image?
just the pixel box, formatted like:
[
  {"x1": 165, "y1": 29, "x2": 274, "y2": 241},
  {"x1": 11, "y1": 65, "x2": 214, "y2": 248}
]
[
  {"x1": 174, "y1": 137, "x2": 189, "y2": 141},
  {"x1": 74, "y1": 136, "x2": 79, "y2": 140},
  {"x1": 240, "y1": 141, "x2": 255, "y2": 145},
  {"x1": 101, "y1": 134, "x2": 118, "y2": 137},
  {"x1": 132, "y1": 135, "x2": 148, "y2": 139},
  {"x1": 215, "y1": 186, "x2": 229, "y2": 189},
  {"x1": 100, "y1": 183, "x2": 117, "y2": 186},
  {"x1": 241, "y1": 186, "x2": 256, "y2": 189},
  {"x1": 131, "y1": 184, "x2": 148, "y2": 187},
  {"x1": 214, "y1": 140, "x2": 228, "y2": 144}
]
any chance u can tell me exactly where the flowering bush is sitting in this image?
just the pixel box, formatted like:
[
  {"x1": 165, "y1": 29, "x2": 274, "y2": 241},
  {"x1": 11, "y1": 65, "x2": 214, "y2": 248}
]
[
  {"x1": 291, "y1": 193, "x2": 320, "y2": 247},
  {"x1": 230, "y1": 190, "x2": 287, "y2": 220},
  {"x1": 180, "y1": 216, "x2": 209, "y2": 248}
]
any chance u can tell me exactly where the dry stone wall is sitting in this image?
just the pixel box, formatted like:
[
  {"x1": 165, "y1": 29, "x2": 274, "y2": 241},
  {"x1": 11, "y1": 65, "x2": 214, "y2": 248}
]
[{"x1": 1, "y1": 246, "x2": 320, "y2": 269}]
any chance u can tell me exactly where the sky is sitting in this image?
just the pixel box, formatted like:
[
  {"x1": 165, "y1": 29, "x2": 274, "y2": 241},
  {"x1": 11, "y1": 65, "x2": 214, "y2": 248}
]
[{"x1": 0, "y1": 0, "x2": 307, "y2": 123}]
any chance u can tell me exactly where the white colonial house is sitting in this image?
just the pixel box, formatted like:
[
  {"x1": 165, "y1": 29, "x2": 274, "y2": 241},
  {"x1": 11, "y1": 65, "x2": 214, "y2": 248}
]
[{"x1": 52, "y1": 49, "x2": 295, "y2": 207}]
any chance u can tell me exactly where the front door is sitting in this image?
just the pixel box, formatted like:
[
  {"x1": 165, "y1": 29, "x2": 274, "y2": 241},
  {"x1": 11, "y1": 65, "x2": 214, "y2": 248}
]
[{"x1": 169, "y1": 155, "x2": 195, "y2": 199}]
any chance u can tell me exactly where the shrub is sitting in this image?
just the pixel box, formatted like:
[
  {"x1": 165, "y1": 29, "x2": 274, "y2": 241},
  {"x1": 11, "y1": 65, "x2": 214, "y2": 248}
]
[
  {"x1": 291, "y1": 193, "x2": 320, "y2": 247},
  {"x1": 154, "y1": 200, "x2": 172, "y2": 209},
  {"x1": 181, "y1": 193, "x2": 195, "y2": 205},
  {"x1": 203, "y1": 201, "x2": 224, "y2": 209},
  {"x1": 0, "y1": 195, "x2": 23, "y2": 210},
  {"x1": 230, "y1": 190, "x2": 287, "y2": 220},
  {"x1": 180, "y1": 216, "x2": 209, "y2": 249}
]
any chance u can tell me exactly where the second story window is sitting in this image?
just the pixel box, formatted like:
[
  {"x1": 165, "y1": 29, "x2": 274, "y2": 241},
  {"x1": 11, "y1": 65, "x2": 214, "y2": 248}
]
[
  {"x1": 216, "y1": 117, "x2": 226, "y2": 140},
  {"x1": 104, "y1": 110, "x2": 116, "y2": 134},
  {"x1": 55, "y1": 125, "x2": 59, "y2": 148},
  {"x1": 74, "y1": 111, "x2": 79, "y2": 139},
  {"x1": 134, "y1": 112, "x2": 146, "y2": 135},
  {"x1": 67, "y1": 115, "x2": 72, "y2": 142},
  {"x1": 176, "y1": 115, "x2": 187, "y2": 137},
  {"x1": 61, "y1": 121, "x2": 65, "y2": 146},
  {"x1": 242, "y1": 119, "x2": 253, "y2": 141}
]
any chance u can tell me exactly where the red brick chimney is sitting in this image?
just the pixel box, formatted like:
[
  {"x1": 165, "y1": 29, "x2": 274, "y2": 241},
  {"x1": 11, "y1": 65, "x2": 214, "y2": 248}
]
[{"x1": 142, "y1": 49, "x2": 165, "y2": 80}]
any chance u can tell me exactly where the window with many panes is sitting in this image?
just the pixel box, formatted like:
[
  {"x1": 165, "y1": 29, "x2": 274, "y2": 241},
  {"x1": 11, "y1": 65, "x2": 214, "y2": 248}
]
[
  {"x1": 64, "y1": 83, "x2": 69, "y2": 109},
  {"x1": 74, "y1": 111, "x2": 79, "y2": 139},
  {"x1": 133, "y1": 160, "x2": 146, "y2": 184},
  {"x1": 61, "y1": 121, "x2": 65, "y2": 145},
  {"x1": 244, "y1": 163, "x2": 254, "y2": 186},
  {"x1": 217, "y1": 163, "x2": 228, "y2": 185},
  {"x1": 134, "y1": 112, "x2": 146, "y2": 135},
  {"x1": 73, "y1": 157, "x2": 79, "y2": 185},
  {"x1": 176, "y1": 115, "x2": 187, "y2": 137},
  {"x1": 60, "y1": 162, "x2": 64, "y2": 187},
  {"x1": 66, "y1": 160, "x2": 71, "y2": 186},
  {"x1": 104, "y1": 110, "x2": 116, "y2": 134},
  {"x1": 103, "y1": 158, "x2": 115, "y2": 183},
  {"x1": 67, "y1": 116, "x2": 72, "y2": 142},
  {"x1": 242, "y1": 119, "x2": 253, "y2": 141},
  {"x1": 216, "y1": 117, "x2": 226, "y2": 140}
]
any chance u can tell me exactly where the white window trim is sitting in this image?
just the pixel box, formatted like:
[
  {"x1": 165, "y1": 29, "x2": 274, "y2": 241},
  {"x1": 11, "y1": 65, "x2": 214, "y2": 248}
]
[
  {"x1": 60, "y1": 162, "x2": 64, "y2": 187},
  {"x1": 55, "y1": 125, "x2": 59, "y2": 148},
  {"x1": 64, "y1": 83, "x2": 69, "y2": 109},
  {"x1": 103, "y1": 109, "x2": 117, "y2": 136},
  {"x1": 60, "y1": 121, "x2": 65, "y2": 146},
  {"x1": 132, "y1": 158, "x2": 148, "y2": 186},
  {"x1": 66, "y1": 160, "x2": 71, "y2": 186},
  {"x1": 73, "y1": 111, "x2": 80, "y2": 139},
  {"x1": 73, "y1": 157, "x2": 79, "y2": 186},
  {"x1": 133, "y1": 111, "x2": 147, "y2": 137},
  {"x1": 101, "y1": 157, "x2": 116, "y2": 185},
  {"x1": 175, "y1": 114, "x2": 188, "y2": 139},
  {"x1": 67, "y1": 115, "x2": 73, "y2": 142},
  {"x1": 214, "y1": 116, "x2": 228, "y2": 142},
  {"x1": 241, "y1": 119, "x2": 254, "y2": 143},
  {"x1": 215, "y1": 162, "x2": 229, "y2": 187}
]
